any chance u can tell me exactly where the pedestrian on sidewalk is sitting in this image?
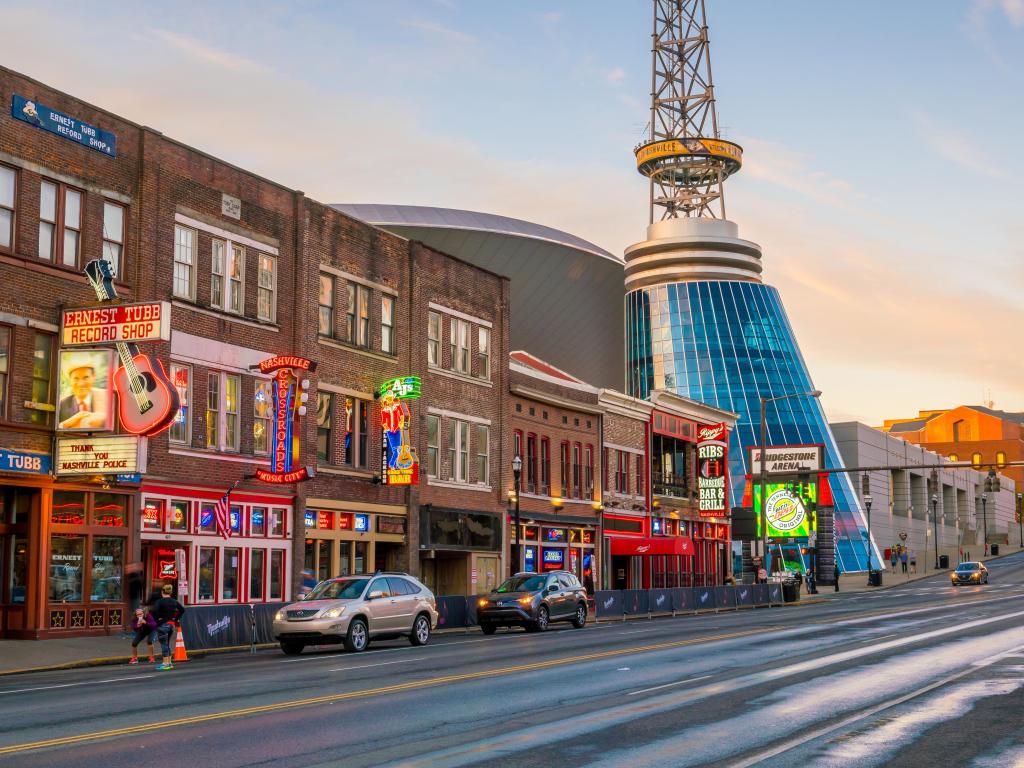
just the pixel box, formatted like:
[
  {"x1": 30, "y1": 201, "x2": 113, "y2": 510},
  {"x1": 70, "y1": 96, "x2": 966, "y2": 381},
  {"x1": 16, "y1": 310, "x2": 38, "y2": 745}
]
[
  {"x1": 890, "y1": 550, "x2": 897, "y2": 574},
  {"x1": 128, "y1": 607, "x2": 157, "y2": 665},
  {"x1": 151, "y1": 584, "x2": 186, "y2": 671},
  {"x1": 805, "y1": 567, "x2": 817, "y2": 594},
  {"x1": 909, "y1": 550, "x2": 917, "y2": 575},
  {"x1": 833, "y1": 562, "x2": 840, "y2": 592},
  {"x1": 900, "y1": 550, "x2": 908, "y2": 574}
]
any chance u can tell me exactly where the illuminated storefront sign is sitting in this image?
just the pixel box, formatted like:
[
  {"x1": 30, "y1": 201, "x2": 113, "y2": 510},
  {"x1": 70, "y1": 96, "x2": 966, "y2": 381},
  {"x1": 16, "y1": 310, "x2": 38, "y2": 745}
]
[
  {"x1": 697, "y1": 422, "x2": 729, "y2": 517},
  {"x1": 55, "y1": 435, "x2": 144, "y2": 476},
  {"x1": 0, "y1": 448, "x2": 51, "y2": 475},
  {"x1": 61, "y1": 302, "x2": 171, "y2": 346},
  {"x1": 543, "y1": 527, "x2": 567, "y2": 542},
  {"x1": 354, "y1": 514, "x2": 370, "y2": 533},
  {"x1": 523, "y1": 546, "x2": 537, "y2": 573},
  {"x1": 380, "y1": 376, "x2": 421, "y2": 485},
  {"x1": 755, "y1": 482, "x2": 817, "y2": 539},
  {"x1": 541, "y1": 547, "x2": 565, "y2": 570},
  {"x1": 255, "y1": 355, "x2": 316, "y2": 485},
  {"x1": 748, "y1": 444, "x2": 824, "y2": 476}
]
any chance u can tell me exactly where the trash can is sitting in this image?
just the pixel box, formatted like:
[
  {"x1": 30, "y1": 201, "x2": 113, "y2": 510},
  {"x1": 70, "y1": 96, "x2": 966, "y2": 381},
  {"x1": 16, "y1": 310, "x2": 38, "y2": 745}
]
[
  {"x1": 939, "y1": 554, "x2": 949, "y2": 569},
  {"x1": 867, "y1": 570, "x2": 883, "y2": 587},
  {"x1": 991, "y1": 544, "x2": 1000, "y2": 556},
  {"x1": 782, "y1": 581, "x2": 800, "y2": 603}
]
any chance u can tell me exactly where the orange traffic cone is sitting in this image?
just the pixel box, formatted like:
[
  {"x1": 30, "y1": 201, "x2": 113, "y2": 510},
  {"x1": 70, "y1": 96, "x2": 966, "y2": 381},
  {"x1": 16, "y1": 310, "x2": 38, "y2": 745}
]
[{"x1": 172, "y1": 622, "x2": 189, "y2": 663}]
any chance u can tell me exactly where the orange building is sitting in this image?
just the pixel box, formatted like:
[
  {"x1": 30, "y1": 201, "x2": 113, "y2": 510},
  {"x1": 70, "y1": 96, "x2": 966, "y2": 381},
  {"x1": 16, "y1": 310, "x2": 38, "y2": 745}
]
[{"x1": 881, "y1": 406, "x2": 1024, "y2": 493}]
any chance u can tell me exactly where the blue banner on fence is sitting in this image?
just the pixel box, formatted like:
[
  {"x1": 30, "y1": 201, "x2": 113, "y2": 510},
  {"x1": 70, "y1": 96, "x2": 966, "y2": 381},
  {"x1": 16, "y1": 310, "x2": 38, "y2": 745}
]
[
  {"x1": 252, "y1": 602, "x2": 287, "y2": 644},
  {"x1": 649, "y1": 588, "x2": 671, "y2": 614},
  {"x1": 694, "y1": 587, "x2": 716, "y2": 610},
  {"x1": 671, "y1": 587, "x2": 693, "y2": 612},
  {"x1": 179, "y1": 604, "x2": 252, "y2": 651},
  {"x1": 768, "y1": 584, "x2": 783, "y2": 604},
  {"x1": 12, "y1": 94, "x2": 117, "y2": 157},
  {"x1": 735, "y1": 585, "x2": 754, "y2": 607},
  {"x1": 595, "y1": 590, "x2": 622, "y2": 618},
  {"x1": 753, "y1": 584, "x2": 770, "y2": 605},
  {"x1": 435, "y1": 595, "x2": 468, "y2": 629},
  {"x1": 622, "y1": 589, "x2": 649, "y2": 615},
  {"x1": 715, "y1": 586, "x2": 736, "y2": 609}
]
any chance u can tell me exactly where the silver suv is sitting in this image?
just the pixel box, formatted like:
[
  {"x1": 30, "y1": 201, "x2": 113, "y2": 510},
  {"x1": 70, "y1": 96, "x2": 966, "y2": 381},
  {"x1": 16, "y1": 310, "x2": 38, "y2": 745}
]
[{"x1": 272, "y1": 573, "x2": 437, "y2": 655}]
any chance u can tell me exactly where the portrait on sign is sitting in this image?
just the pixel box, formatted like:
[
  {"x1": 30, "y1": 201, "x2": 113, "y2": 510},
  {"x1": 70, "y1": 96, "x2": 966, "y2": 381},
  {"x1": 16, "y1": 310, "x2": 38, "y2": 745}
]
[{"x1": 57, "y1": 349, "x2": 115, "y2": 431}]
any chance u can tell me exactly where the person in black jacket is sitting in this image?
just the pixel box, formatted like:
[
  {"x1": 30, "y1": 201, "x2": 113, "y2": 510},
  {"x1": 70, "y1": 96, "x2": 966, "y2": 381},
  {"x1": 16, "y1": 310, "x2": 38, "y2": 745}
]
[{"x1": 151, "y1": 584, "x2": 186, "y2": 671}]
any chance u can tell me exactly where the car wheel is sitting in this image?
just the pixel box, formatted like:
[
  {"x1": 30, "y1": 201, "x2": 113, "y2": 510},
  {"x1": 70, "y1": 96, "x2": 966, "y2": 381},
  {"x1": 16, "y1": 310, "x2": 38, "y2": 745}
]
[
  {"x1": 534, "y1": 605, "x2": 550, "y2": 632},
  {"x1": 344, "y1": 617, "x2": 369, "y2": 653},
  {"x1": 279, "y1": 640, "x2": 304, "y2": 656},
  {"x1": 571, "y1": 602, "x2": 587, "y2": 629},
  {"x1": 410, "y1": 614, "x2": 431, "y2": 646},
  {"x1": 480, "y1": 622, "x2": 497, "y2": 635}
]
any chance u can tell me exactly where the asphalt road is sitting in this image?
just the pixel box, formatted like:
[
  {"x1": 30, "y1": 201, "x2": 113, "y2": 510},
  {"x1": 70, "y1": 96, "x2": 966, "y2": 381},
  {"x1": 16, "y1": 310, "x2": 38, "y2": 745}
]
[{"x1": 2, "y1": 554, "x2": 1023, "y2": 767}]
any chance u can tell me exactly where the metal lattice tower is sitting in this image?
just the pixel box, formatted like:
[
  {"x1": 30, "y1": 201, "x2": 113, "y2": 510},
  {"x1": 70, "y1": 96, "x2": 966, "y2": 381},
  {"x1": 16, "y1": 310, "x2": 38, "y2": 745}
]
[{"x1": 634, "y1": 0, "x2": 743, "y2": 222}]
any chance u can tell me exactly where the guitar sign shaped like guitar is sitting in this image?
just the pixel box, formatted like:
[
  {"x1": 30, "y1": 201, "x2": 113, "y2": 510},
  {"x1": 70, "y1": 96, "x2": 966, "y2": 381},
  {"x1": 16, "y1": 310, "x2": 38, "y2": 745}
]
[{"x1": 83, "y1": 259, "x2": 180, "y2": 436}]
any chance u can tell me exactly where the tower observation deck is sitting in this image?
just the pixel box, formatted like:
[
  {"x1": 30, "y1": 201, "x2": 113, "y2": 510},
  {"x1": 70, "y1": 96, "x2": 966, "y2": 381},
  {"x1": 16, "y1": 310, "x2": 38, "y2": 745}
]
[{"x1": 624, "y1": 0, "x2": 878, "y2": 573}]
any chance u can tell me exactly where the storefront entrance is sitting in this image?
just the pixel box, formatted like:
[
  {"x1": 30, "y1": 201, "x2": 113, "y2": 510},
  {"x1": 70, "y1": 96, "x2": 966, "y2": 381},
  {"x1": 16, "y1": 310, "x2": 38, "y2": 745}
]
[
  {"x1": 141, "y1": 542, "x2": 187, "y2": 603},
  {"x1": 0, "y1": 487, "x2": 35, "y2": 637}
]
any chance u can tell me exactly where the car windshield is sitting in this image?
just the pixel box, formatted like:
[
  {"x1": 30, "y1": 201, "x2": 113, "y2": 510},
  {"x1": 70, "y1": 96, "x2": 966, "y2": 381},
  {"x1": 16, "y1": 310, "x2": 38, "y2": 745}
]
[
  {"x1": 496, "y1": 574, "x2": 547, "y2": 593},
  {"x1": 306, "y1": 578, "x2": 370, "y2": 600},
  {"x1": 956, "y1": 564, "x2": 979, "y2": 572}
]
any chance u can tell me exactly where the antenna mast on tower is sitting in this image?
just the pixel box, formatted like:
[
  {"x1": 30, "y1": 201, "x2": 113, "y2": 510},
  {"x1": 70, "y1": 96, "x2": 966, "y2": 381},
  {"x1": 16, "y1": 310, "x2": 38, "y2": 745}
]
[{"x1": 635, "y1": 0, "x2": 743, "y2": 222}]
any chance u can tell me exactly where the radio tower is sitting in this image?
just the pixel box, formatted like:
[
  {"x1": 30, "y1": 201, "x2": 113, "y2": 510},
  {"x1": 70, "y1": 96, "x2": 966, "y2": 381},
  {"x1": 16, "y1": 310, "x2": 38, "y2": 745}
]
[
  {"x1": 638, "y1": 0, "x2": 740, "y2": 222},
  {"x1": 625, "y1": 0, "x2": 878, "y2": 577}
]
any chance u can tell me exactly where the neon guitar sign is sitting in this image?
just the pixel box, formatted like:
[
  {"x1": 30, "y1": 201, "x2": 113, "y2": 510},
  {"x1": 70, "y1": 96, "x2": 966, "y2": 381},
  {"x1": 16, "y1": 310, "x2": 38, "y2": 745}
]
[
  {"x1": 380, "y1": 376, "x2": 420, "y2": 485},
  {"x1": 83, "y1": 260, "x2": 179, "y2": 436}
]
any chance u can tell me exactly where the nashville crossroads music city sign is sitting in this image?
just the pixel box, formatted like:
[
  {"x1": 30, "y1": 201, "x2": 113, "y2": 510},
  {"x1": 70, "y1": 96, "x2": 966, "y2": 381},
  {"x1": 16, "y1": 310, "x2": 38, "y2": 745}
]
[
  {"x1": 61, "y1": 302, "x2": 171, "y2": 346},
  {"x1": 254, "y1": 355, "x2": 316, "y2": 485},
  {"x1": 696, "y1": 422, "x2": 729, "y2": 517}
]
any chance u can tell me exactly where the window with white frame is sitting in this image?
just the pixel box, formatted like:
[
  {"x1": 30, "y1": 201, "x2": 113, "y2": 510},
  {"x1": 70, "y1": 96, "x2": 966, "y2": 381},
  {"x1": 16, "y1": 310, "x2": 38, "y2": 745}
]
[
  {"x1": 102, "y1": 201, "x2": 125, "y2": 277},
  {"x1": 39, "y1": 180, "x2": 81, "y2": 266},
  {"x1": 381, "y1": 294, "x2": 395, "y2": 354},
  {"x1": 427, "y1": 311, "x2": 441, "y2": 367},
  {"x1": 448, "y1": 418, "x2": 470, "y2": 483},
  {"x1": 254, "y1": 380, "x2": 272, "y2": 454},
  {"x1": 206, "y1": 372, "x2": 240, "y2": 451},
  {"x1": 344, "y1": 283, "x2": 355, "y2": 342},
  {"x1": 227, "y1": 244, "x2": 244, "y2": 314},
  {"x1": 257, "y1": 254, "x2": 276, "y2": 322},
  {"x1": 174, "y1": 225, "x2": 196, "y2": 299},
  {"x1": 224, "y1": 374, "x2": 240, "y2": 450},
  {"x1": 0, "y1": 164, "x2": 15, "y2": 252},
  {"x1": 211, "y1": 238, "x2": 225, "y2": 307},
  {"x1": 318, "y1": 273, "x2": 334, "y2": 337},
  {"x1": 168, "y1": 364, "x2": 191, "y2": 444},
  {"x1": 477, "y1": 327, "x2": 490, "y2": 379},
  {"x1": 357, "y1": 284, "x2": 370, "y2": 347},
  {"x1": 206, "y1": 373, "x2": 220, "y2": 448},
  {"x1": 476, "y1": 424, "x2": 489, "y2": 484},
  {"x1": 427, "y1": 414, "x2": 439, "y2": 477},
  {"x1": 450, "y1": 318, "x2": 470, "y2": 373}
]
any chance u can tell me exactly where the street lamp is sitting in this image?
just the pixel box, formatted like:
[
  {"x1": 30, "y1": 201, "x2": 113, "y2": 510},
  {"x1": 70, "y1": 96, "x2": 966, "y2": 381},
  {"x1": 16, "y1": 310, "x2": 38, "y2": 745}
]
[
  {"x1": 511, "y1": 455, "x2": 522, "y2": 576},
  {"x1": 983, "y1": 469, "x2": 1000, "y2": 556},
  {"x1": 758, "y1": 390, "x2": 822, "y2": 571},
  {"x1": 861, "y1": 471, "x2": 874, "y2": 585},
  {"x1": 931, "y1": 493, "x2": 939, "y2": 570}
]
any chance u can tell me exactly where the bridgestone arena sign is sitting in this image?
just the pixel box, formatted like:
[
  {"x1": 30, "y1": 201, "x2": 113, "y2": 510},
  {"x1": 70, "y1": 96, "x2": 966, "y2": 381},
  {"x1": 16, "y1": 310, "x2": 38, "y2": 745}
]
[
  {"x1": 749, "y1": 445, "x2": 823, "y2": 475},
  {"x1": 697, "y1": 423, "x2": 729, "y2": 517}
]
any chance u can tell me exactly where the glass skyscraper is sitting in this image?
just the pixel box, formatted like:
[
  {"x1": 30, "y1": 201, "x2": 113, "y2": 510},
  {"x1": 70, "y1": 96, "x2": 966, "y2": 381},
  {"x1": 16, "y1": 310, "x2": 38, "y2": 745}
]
[{"x1": 626, "y1": 279, "x2": 874, "y2": 572}]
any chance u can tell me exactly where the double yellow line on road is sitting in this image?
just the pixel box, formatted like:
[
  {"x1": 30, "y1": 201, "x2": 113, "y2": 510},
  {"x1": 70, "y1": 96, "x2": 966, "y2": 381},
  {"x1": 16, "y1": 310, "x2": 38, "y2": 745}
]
[{"x1": 0, "y1": 625, "x2": 778, "y2": 756}]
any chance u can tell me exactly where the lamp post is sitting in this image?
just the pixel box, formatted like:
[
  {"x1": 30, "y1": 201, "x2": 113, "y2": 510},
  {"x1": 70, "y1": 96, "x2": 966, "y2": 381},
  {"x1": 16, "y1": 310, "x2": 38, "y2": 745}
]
[
  {"x1": 758, "y1": 390, "x2": 821, "y2": 572},
  {"x1": 862, "y1": 470, "x2": 873, "y2": 585},
  {"x1": 983, "y1": 468, "x2": 1000, "y2": 556},
  {"x1": 931, "y1": 493, "x2": 939, "y2": 570},
  {"x1": 1017, "y1": 493, "x2": 1022, "y2": 552},
  {"x1": 511, "y1": 455, "x2": 522, "y2": 575}
]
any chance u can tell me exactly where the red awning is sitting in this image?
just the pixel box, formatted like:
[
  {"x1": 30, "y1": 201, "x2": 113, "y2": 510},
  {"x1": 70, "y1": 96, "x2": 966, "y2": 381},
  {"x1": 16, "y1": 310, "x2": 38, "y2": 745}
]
[{"x1": 610, "y1": 536, "x2": 694, "y2": 557}]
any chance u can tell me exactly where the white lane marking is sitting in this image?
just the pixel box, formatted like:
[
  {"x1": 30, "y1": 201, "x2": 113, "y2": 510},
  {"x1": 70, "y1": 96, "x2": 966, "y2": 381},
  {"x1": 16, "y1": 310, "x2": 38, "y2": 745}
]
[
  {"x1": 867, "y1": 634, "x2": 897, "y2": 643},
  {"x1": 627, "y1": 674, "x2": 713, "y2": 696},
  {"x1": 618, "y1": 627, "x2": 665, "y2": 635},
  {"x1": 328, "y1": 656, "x2": 427, "y2": 673},
  {"x1": 0, "y1": 674, "x2": 155, "y2": 696}
]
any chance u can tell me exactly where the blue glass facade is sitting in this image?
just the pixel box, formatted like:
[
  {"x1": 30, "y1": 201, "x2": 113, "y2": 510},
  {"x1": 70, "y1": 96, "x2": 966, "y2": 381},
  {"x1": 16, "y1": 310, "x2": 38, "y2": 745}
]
[{"x1": 626, "y1": 280, "x2": 873, "y2": 572}]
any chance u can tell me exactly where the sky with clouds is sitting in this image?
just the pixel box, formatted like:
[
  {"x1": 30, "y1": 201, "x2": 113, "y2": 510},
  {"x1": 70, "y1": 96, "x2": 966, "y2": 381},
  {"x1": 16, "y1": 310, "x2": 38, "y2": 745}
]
[{"x1": 1, "y1": 0, "x2": 1021, "y2": 424}]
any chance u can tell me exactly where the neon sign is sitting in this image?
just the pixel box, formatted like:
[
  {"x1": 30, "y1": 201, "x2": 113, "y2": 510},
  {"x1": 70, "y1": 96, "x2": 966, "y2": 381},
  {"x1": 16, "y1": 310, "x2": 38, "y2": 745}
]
[
  {"x1": 697, "y1": 422, "x2": 729, "y2": 517},
  {"x1": 258, "y1": 355, "x2": 316, "y2": 485},
  {"x1": 380, "y1": 376, "x2": 421, "y2": 486}
]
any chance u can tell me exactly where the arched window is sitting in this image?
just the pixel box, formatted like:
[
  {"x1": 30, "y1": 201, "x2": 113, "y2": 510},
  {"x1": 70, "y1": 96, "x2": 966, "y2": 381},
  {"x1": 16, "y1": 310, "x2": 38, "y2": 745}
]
[
  {"x1": 948, "y1": 453, "x2": 958, "y2": 462},
  {"x1": 996, "y1": 451, "x2": 1006, "y2": 468},
  {"x1": 971, "y1": 453, "x2": 982, "y2": 467}
]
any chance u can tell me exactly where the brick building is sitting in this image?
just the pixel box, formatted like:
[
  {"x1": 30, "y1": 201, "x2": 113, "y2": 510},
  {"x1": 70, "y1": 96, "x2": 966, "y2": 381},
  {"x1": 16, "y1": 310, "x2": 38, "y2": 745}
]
[{"x1": 0, "y1": 66, "x2": 507, "y2": 637}]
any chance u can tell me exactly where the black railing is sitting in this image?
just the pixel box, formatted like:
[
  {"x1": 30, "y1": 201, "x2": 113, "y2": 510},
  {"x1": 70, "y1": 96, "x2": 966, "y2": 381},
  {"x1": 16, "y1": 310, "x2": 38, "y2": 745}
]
[{"x1": 652, "y1": 472, "x2": 692, "y2": 499}]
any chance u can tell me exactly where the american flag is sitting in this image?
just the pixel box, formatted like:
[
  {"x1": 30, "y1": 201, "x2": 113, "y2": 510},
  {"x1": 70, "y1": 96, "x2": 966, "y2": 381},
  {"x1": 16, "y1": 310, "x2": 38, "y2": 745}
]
[{"x1": 214, "y1": 490, "x2": 232, "y2": 540}]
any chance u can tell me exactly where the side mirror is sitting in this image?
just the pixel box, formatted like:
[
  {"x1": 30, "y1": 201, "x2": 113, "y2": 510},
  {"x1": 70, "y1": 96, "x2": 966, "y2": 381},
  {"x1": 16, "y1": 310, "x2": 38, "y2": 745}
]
[
  {"x1": 547, "y1": 584, "x2": 558, "y2": 593},
  {"x1": 367, "y1": 590, "x2": 385, "y2": 600}
]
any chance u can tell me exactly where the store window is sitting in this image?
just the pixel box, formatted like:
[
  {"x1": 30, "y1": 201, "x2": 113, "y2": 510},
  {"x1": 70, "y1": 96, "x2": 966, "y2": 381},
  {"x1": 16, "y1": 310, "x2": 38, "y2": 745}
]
[
  {"x1": 318, "y1": 540, "x2": 331, "y2": 582},
  {"x1": 199, "y1": 502, "x2": 217, "y2": 534},
  {"x1": 225, "y1": 374, "x2": 240, "y2": 450},
  {"x1": 91, "y1": 538, "x2": 124, "y2": 602},
  {"x1": 0, "y1": 164, "x2": 14, "y2": 252},
  {"x1": 257, "y1": 254, "x2": 276, "y2": 322},
  {"x1": 206, "y1": 373, "x2": 220, "y2": 448},
  {"x1": 428, "y1": 311, "x2": 441, "y2": 366},
  {"x1": 93, "y1": 493, "x2": 126, "y2": 527},
  {"x1": 102, "y1": 201, "x2": 125, "y2": 277},
  {"x1": 10, "y1": 536, "x2": 28, "y2": 604},
  {"x1": 230, "y1": 505, "x2": 242, "y2": 535},
  {"x1": 318, "y1": 273, "x2": 334, "y2": 337},
  {"x1": 29, "y1": 332, "x2": 54, "y2": 425},
  {"x1": 223, "y1": 548, "x2": 239, "y2": 601},
  {"x1": 317, "y1": 392, "x2": 332, "y2": 463},
  {"x1": 169, "y1": 500, "x2": 189, "y2": 532},
  {"x1": 49, "y1": 534, "x2": 85, "y2": 603},
  {"x1": 250, "y1": 549, "x2": 265, "y2": 600},
  {"x1": 197, "y1": 547, "x2": 216, "y2": 601},
  {"x1": 251, "y1": 507, "x2": 267, "y2": 536},
  {"x1": 52, "y1": 491, "x2": 86, "y2": 525},
  {"x1": 354, "y1": 541, "x2": 367, "y2": 574},
  {"x1": 254, "y1": 380, "x2": 272, "y2": 454},
  {"x1": 270, "y1": 550, "x2": 283, "y2": 600},
  {"x1": 142, "y1": 500, "x2": 163, "y2": 531},
  {"x1": 427, "y1": 414, "x2": 439, "y2": 477},
  {"x1": 381, "y1": 294, "x2": 395, "y2": 354},
  {"x1": 168, "y1": 364, "x2": 191, "y2": 444},
  {"x1": 173, "y1": 225, "x2": 196, "y2": 300}
]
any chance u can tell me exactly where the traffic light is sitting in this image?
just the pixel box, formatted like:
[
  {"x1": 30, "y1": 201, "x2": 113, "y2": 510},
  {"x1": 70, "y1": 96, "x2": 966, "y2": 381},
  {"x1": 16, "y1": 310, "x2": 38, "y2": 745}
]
[{"x1": 985, "y1": 469, "x2": 1000, "y2": 494}]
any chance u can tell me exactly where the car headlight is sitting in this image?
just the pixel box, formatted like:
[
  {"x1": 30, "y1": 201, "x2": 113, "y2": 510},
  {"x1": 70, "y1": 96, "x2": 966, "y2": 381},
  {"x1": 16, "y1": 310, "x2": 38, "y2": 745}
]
[
  {"x1": 478, "y1": 598, "x2": 490, "y2": 607},
  {"x1": 519, "y1": 596, "x2": 533, "y2": 605},
  {"x1": 274, "y1": 609, "x2": 286, "y2": 621},
  {"x1": 322, "y1": 606, "x2": 345, "y2": 619}
]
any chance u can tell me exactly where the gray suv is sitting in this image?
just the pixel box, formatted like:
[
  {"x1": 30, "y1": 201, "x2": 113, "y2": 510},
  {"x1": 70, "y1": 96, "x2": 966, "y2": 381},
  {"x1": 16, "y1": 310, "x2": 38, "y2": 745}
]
[
  {"x1": 477, "y1": 571, "x2": 588, "y2": 634},
  {"x1": 273, "y1": 573, "x2": 437, "y2": 655}
]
